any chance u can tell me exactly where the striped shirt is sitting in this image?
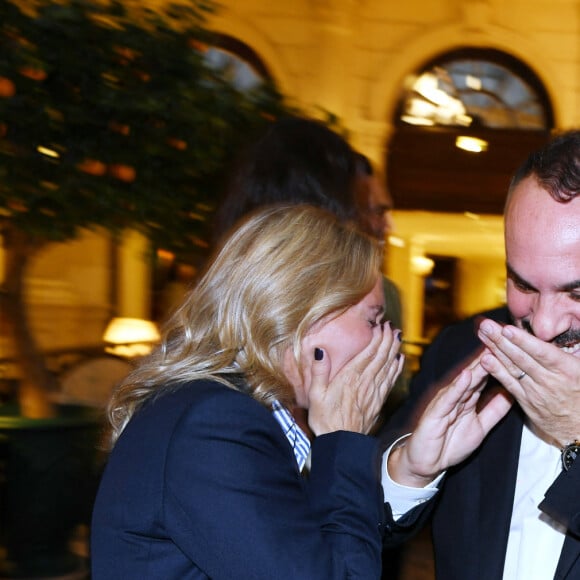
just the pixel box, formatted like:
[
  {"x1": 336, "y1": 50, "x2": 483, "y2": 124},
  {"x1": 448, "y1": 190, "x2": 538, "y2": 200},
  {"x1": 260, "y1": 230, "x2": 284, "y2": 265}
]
[{"x1": 271, "y1": 400, "x2": 311, "y2": 472}]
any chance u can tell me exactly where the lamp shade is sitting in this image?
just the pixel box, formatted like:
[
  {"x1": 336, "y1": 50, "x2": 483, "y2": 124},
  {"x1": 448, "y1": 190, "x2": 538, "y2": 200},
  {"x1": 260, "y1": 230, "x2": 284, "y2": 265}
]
[{"x1": 102, "y1": 317, "x2": 160, "y2": 357}]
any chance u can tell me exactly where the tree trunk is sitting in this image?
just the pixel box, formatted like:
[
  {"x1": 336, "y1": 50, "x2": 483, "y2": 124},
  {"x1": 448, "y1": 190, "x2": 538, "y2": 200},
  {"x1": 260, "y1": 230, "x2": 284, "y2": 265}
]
[{"x1": 1, "y1": 225, "x2": 56, "y2": 418}]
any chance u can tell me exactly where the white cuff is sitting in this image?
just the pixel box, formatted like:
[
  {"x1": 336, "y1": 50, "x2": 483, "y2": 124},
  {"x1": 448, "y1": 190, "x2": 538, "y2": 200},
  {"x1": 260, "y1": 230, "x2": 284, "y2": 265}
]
[{"x1": 381, "y1": 434, "x2": 444, "y2": 521}]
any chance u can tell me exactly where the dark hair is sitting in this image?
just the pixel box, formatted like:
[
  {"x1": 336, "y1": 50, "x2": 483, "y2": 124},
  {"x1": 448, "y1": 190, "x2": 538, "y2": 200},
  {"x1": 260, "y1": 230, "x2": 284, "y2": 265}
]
[
  {"x1": 509, "y1": 130, "x2": 580, "y2": 202},
  {"x1": 213, "y1": 116, "x2": 358, "y2": 241},
  {"x1": 354, "y1": 152, "x2": 373, "y2": 177}
]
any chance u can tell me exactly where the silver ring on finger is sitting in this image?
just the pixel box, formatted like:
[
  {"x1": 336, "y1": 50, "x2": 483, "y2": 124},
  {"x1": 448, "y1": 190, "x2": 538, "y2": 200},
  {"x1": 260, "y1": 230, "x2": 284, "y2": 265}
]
[{"x1": 516, "y1": 370, "x2": 527, "y2": 381}]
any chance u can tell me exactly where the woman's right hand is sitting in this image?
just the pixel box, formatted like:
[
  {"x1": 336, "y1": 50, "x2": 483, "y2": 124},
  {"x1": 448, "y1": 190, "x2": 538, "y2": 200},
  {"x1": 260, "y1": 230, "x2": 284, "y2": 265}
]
[
  {"x1": 387, "y1": 356, "x2": 513, "y2": 487},
  {"x1": 306, "y1": 323, "x2": 405, "y2": 436}
]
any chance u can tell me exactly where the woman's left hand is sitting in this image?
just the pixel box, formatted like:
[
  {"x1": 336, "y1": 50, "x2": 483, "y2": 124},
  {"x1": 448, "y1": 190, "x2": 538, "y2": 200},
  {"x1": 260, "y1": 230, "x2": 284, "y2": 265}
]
[{"x1": 306, "y1": 324, "x2": 404, "y2": 436}]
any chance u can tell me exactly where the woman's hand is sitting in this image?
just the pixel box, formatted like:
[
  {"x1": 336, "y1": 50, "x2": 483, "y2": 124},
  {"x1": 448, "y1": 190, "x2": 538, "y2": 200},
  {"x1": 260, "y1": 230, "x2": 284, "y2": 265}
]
[
  {"x1": 306, "y1": 324, "x2": 404, "y2": 436},
  {"x1": 388, "y1": 357, "x2": 513, "y2": 487}
]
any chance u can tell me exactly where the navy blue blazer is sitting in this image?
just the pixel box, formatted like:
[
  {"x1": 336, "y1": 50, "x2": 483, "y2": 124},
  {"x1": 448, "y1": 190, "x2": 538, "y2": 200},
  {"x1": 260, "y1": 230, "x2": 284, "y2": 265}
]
[
  {"x1": 380, "y1": 307, "x2": 580, "y2": 579},
  {"x1": 91, "y1": 379, "x2": 387, "y2": 579}
]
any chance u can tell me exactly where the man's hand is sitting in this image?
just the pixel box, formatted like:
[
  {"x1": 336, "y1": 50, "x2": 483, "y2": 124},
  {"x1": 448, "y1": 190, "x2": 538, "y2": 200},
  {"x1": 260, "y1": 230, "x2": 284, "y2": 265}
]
[{"x1": 478, "y1": 318, "x2": 580, "y2": 447}]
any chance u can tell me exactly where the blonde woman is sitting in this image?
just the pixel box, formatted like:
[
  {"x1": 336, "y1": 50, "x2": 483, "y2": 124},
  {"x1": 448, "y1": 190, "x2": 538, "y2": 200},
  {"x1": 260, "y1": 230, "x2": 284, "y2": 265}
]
[
  {"x1": 91, "y1": 204, "x2": 401, "y2": 579},
  {"x1": 91, "y1": 205, "x2": 493, "y2": 579}
]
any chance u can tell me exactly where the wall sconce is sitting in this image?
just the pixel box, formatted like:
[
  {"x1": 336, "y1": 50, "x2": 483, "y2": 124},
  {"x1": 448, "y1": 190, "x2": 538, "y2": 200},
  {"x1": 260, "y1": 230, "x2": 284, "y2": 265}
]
[{"x1": 103, "y1": 317, "x2": 160, "y2": 358}]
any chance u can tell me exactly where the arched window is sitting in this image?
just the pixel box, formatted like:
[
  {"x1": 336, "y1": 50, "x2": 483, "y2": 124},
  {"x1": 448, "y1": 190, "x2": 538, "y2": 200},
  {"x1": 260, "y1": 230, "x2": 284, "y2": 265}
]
[
  {"x1": 203, "y1": 34, "x2": 272, "y2": 92},
  {"x1": 398, "y1": 48, "x2": 553, "y2": 130},
  {"x1": 388, "y1": 49, "x2": 553, "y2": 215}
]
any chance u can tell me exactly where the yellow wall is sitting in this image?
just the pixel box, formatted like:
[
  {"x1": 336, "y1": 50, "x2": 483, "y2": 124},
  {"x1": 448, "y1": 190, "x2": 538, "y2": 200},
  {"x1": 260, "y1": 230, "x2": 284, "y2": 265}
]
[
  {"x1": 1, "y1": 229, "x2": 152, "y2": 358},
  {"x1": 455, "y1": 257, "x2": 507, "y2": 319},
  {"x1": 1, "y1": 231, "x2": 112, "y2": 358}
]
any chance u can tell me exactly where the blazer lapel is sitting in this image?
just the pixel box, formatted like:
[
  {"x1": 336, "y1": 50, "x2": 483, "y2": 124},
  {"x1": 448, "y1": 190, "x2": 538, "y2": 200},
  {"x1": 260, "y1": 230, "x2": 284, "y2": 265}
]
[
  {"x1": 476, "y1": 403, "x2": 525, "y2": 579},
  {"x1": 553, "y1": 535, "x2": 580, "y2": 579}
]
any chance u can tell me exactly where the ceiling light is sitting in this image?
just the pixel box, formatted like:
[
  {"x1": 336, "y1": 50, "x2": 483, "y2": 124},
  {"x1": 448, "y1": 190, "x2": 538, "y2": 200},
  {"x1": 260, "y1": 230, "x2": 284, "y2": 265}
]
[
  {"x1": 455, "y1": 136, "x2": 488, "y2": 153},
  {"x1": 37, "y1": 145, "x2": 60, "y2": 158}
]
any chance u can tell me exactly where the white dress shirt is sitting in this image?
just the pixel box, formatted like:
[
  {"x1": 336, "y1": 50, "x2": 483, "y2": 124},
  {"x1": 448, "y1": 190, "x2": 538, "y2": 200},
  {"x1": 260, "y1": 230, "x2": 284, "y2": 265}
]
[
  {"x1": 502, "y1": 422, "x2": 565, "y2": 580},
  {"x1": 381, "y1": 426, "x2": 567, "y2": 579}
]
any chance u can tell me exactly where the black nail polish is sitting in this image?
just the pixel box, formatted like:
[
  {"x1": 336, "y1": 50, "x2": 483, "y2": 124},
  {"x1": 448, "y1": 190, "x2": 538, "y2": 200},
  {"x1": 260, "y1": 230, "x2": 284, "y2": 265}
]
[
  {"x1": 396, "y1": 353, "x2": 401, "y2": 360},
  {"x1": 397, "y1": 331, "x2": 403, "y2": 342},
  {"x1": 314, "y1": 348, "x2": 324, "y2": 361}
]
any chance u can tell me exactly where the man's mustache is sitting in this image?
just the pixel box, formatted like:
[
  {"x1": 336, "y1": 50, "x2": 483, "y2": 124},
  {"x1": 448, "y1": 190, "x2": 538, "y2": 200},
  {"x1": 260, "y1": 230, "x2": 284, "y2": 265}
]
[{"x1": 522, "y1": 320, "x2": 580, "y2": 346}]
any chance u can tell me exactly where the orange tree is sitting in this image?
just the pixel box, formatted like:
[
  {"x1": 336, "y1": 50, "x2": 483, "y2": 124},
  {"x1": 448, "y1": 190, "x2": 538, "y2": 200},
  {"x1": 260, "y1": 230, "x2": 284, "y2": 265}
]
[{"x1": 0, "y1": 0, "x2": 294, "y2": 416}]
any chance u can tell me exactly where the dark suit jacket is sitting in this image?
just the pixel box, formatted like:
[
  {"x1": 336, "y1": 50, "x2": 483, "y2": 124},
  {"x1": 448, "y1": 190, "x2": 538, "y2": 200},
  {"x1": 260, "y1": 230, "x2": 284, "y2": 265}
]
[
  {"x1": 380, "y1": 307, "x2": 580, "y2": 579},
  {"x1": 91, "y1": 379, "x2": 389, "y2": 579}
]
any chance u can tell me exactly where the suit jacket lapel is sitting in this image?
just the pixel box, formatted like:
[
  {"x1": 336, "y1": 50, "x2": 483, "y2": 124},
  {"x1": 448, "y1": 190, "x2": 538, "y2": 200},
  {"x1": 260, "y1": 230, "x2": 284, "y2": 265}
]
[
  {"x1": 554, "y1": 532, "x2": 580, "y2": 578},
  {"x1": 477, "y1": 403, "x2": 525, "y2": 579}
]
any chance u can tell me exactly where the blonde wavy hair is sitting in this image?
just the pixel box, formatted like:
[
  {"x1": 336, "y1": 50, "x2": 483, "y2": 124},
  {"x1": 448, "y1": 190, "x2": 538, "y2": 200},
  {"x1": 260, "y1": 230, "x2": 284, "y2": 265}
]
[{"x1": 107, "y1": 204, "x2": 381, "y2": 446}]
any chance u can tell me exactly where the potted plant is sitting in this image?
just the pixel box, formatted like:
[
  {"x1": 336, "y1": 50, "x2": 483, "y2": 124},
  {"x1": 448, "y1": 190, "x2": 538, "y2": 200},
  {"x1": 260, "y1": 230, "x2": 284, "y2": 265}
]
[{"x1": 0, "y1": 0, "x2": 292, "y2": 574}]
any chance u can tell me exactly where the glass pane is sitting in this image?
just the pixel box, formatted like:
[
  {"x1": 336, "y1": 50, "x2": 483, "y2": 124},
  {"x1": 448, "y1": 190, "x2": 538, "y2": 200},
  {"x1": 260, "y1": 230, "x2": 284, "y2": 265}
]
[
  {"x1": 203, "y1": 46, "x2": 265, "y2": 92},
  {"x1": 400, "y1": 55, "x2": 549, "y2": 129}
]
